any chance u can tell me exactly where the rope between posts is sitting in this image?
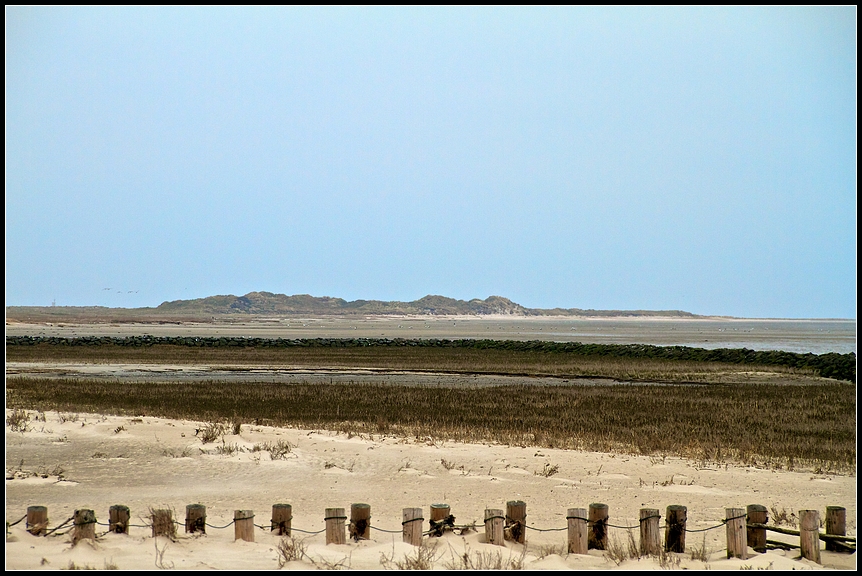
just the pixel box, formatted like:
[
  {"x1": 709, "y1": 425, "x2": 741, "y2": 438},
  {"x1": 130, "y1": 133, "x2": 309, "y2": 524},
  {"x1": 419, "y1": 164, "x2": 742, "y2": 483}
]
[
  {"x1": 370, "y1": 525, "x2": 403, "y2": 534},
  {"x1": 684, "y1": 514, "x2": 747, "y2": 533},
  {"x1": 8, "y1": 515, "x2": 28, "y2": 527},
  {"x1": 525, "y1": 524, "x2": 567, "y2": 532},
  {"x1": 291, "y1": 527, "x2": 326, "y2": 535},
  {"x1": 42, "y1": 516, "x2": 74, "y2": 536}
]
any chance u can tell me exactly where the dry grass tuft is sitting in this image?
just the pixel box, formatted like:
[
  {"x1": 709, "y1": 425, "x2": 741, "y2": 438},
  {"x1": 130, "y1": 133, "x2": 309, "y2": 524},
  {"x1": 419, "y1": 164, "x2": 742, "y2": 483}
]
[
  {"x1": 606, "y1": 530, "x2": 640, "y2": 566},
  {"x1": 443, "y1": 540, "x2": 526, "y2": 570},
  {"x1": 147, "y1": 507, "x2": 177, "y2": 541},
  {"x1": 380, "y1": 543, "x2": 442, "y2": 570},
  {"x1": 276, "y1": 536, "x2": 308, "y2": 567},
  {"x1": 6, "y1": 408, "x2": 30, "y2": 432}
]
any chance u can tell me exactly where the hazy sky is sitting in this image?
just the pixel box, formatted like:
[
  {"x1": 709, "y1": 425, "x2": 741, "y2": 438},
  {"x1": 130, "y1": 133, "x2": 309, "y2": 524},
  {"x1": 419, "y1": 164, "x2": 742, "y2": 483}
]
[{"x1": 6, "y1": 6, "x2": 857, "y2": 318}]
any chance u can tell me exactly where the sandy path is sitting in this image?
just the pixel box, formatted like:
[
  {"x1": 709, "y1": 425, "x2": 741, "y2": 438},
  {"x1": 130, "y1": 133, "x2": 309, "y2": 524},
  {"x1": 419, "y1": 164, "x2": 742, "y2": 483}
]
[{"x1": 5, "y1": 410, "x2": 856, "y2": 570}]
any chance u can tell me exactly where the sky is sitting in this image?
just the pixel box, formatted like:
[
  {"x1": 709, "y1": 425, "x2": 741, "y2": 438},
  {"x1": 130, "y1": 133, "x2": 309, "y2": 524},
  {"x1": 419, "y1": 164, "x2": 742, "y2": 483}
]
[{"x1": 5, "y1": 6, "x2": 857, "y2": 319}]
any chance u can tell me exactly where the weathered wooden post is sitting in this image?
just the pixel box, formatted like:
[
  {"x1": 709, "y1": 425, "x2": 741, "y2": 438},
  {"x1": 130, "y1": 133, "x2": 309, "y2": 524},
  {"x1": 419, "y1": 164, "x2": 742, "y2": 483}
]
[
  {"x1": 73, "y1": 509, "x2": 96, "y2": 543},
  {"x1": 430, "y1": 503, "x2": 450, "y2": 523},
  {"x1": 325, "y1": 508, "x2": 346, "y2": 545},
  {"x1": 484, "y1": 508, "x2": 505, "y2": 546},
  {"x1": 234, "y1": 510, "x2": 254, "y2": 542},
  {"x1": 665, "y1": 505, "x2": 687, "y2": 553},
  {"x1": 725, "y1": 508, "x2": 747, "y2": 559},
  {"x1": 185, "y1": 504, "x2": 206, "y2": 534},
  {"x1": 639, "y1": 508, "x2": 661, "y2": 556},
  {"x1": 109, "y1": 505, "x2": 130, "y2": 534},
  {"x1": 799, "y1": 510, "x2": 820, "y2": 564},
  {"x1": 429, "y1": 503, "x2": 452, "y2": 536},
  {"x1": 402, "y1": 507, "x2": 423, "y2": 546},
  {"x1": 825, "y1": 506, "x2": 846, "y2": 552},
  {"x1": 746, "y1": 504, "x2": 767, "y2": 553},
  {"x1": 506, "y1": 500, "x2": 527, "y2": 544},
  {"x1": 151, "y1": 509, "x2": 175, "y2": 538},
  {"x1": 567, "y1": 508, "x2": 588, "y2": 554},
  {"x1": 26, "y1": 506, "x2": 48, "y2": 536},
  {"x1": 588, "y1": 503, "x2": 609, "y2": 550},
  {"x1": 272, "y1": 504, "x2": 292, "y2": 536},
  {"x1": 350, "y1": 503, "x2": 371, "y2": 541}
]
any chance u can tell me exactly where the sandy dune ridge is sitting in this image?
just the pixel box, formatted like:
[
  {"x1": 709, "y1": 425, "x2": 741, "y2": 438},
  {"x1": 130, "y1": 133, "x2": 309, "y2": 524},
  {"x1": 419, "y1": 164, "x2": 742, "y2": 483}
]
[{"x1": 5, "y1": 409, "x2": 856, "y2": 570}]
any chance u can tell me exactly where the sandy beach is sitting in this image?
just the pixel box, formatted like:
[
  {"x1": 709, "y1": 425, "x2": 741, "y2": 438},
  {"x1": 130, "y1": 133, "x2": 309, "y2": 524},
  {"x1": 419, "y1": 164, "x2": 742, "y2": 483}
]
[{"x1": 5, "y1": 409, "x2": 856, "y2": 570}]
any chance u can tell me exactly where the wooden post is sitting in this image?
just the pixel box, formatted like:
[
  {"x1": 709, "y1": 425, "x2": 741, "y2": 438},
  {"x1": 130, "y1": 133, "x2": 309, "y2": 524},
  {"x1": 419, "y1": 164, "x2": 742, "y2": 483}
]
[
  {"x1": 151, "y1": 509, "x2": 174, "y2": 538},
  {"x1": 325, "y1": 508, "x2": 346, "y2": 545},
  {"x1": 430, "y1": 503, "x2": 451, "y2": 523},
  {"x1": 109, "y1": 505, "x2": 130, "y2": 534},
  {"x1": 350, "y1": 503, "x2": 371, "y2": 541},
  {"x1": 402, "y1": 507, "x2": 423, "y2": 546},
  {"x1": 746, "y1": 504, "x2": 767, "y2": 553},
  {"x1": 799, "y1": 510, "x2": 820, "y2": 564},
  {"x1": 588, "y1": 503, "x2": 609, "y2": 550},
  {"x1": 825, "y1": 506, "x2": 846, "y2": 552},
  {"x1": 665, "y1": 505, "x2": 687, "y2": 553},
  {"x1": 567, "y1": 507, "x2": 588, "y2": 554},
  {"x1": 506, "y1": 500, "x2": 527, "y2": 544},
  {"x1": 234, "y1": 510, "x2": 254, "y2": 542},
  {"x1": 272, "y1": 504, "x2": 292, "y2": 536},
  {"x1": 185, "y1": 504, "x2": 206, "y2": 534},
  {"x1": 26, "y1": 506, "x2": 48, "y2": 536},
  {"x1": 484, "y1": 509, "x2": 505, "y2": 546},
  {"x1": 73, "y1": 509, "x2": 96, "y2": 543},
  {"x1": 725, "y1": 508, "x2": 747, "y2": 559},
  {"x1": 429, "y1": 503, "x2": 452, "y2": 536},
  {"x1": 639, "y1": 508, "x2": 661, "y2": 556}
]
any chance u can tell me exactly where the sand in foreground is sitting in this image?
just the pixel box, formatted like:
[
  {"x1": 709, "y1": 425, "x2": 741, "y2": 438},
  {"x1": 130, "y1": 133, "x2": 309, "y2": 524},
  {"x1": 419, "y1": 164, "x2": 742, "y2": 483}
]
[{"x1": 5, "y1": 410, "x2": 856, "y2": 570}]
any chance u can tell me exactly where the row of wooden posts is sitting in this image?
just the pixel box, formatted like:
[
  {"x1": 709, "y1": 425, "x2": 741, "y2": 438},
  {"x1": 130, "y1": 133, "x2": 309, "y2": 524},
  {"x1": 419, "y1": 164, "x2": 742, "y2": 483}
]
[{"x1": 23, "y1": 502, "x2": 851, "y2": 564}]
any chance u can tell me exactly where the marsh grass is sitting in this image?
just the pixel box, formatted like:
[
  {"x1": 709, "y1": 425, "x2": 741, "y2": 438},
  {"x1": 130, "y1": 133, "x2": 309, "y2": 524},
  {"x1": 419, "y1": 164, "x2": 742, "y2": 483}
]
[{"x1": 6, "y1": 377, "x2": 855, "y2": 472}]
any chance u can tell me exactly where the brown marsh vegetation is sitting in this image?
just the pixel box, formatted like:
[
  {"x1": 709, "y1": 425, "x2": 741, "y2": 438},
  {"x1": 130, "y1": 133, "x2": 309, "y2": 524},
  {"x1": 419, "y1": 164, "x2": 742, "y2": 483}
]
[
  {"x1": 6, "y1": 376, "x2": 855, "y2": 474},
  {"x1": 4, "y1": 340, "x2": 846, "y2": 384}
]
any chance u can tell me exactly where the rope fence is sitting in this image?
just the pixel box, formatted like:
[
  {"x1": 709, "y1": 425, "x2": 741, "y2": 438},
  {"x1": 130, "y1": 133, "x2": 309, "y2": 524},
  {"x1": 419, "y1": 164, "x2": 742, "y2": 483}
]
[{"x1": 7, "y1": 501, "x2": 853, "y2": 564}]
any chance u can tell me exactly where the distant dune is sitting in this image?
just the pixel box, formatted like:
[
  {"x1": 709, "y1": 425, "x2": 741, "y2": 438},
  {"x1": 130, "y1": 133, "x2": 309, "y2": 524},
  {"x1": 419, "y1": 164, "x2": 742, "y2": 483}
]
[{"x1": 5, "y1": 292, "x2": 702, "y2": 322}]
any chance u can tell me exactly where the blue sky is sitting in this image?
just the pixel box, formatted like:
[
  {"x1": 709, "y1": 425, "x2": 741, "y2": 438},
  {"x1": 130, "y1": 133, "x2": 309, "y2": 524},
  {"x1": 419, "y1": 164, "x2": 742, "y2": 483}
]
[{"x1": 5, "y1": 6, "x2": 857, "y2": 318}]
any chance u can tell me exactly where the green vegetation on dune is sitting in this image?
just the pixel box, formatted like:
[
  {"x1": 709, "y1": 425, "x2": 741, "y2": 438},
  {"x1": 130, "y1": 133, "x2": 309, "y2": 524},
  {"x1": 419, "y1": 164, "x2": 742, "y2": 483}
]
[{"x1": 6, "y1": 291, "x2": 701, "y2": 320}]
